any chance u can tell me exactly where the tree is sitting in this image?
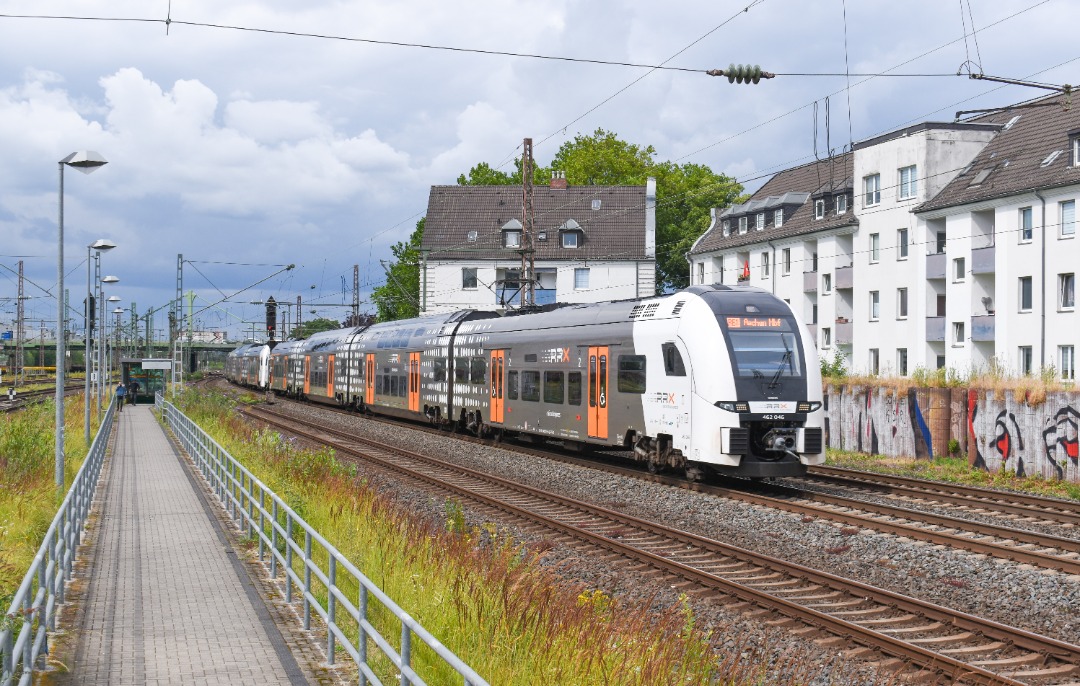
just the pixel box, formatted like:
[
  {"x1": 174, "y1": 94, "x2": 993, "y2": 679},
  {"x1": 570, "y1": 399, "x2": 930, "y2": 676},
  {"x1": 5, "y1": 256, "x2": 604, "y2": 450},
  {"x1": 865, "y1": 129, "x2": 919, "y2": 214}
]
[
  {"x1": 295, "y1": 317, "x2": 343, "y2": 338},
  {"x1": 371, "y1": 218, "x2": 424, "y2": 321}
]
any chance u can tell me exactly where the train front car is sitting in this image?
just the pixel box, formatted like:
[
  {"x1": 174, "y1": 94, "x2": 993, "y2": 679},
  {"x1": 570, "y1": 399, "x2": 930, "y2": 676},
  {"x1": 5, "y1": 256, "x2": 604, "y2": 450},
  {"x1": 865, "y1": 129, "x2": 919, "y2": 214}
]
[
  {"x1": 225, "y1": 343, "x2": 271, "y2": 389},
  {"x1": 636, "y1": 285, "x2": 825, "y2": 479}
]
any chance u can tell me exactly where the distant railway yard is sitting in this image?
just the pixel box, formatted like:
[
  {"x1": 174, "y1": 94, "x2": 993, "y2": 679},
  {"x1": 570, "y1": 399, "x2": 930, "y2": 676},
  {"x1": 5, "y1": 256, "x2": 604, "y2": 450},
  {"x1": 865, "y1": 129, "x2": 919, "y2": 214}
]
[{"x1": 209, "y1": 376, "x2": 1080, "y2": 685}]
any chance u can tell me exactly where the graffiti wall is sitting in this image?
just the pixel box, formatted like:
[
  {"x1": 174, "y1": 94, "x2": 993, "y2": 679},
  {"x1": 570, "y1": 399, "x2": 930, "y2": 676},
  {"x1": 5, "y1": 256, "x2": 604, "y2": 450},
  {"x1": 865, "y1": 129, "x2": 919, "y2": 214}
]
[{"x1": 825, "y1": 386, "x2": 1080, "y2": 483}]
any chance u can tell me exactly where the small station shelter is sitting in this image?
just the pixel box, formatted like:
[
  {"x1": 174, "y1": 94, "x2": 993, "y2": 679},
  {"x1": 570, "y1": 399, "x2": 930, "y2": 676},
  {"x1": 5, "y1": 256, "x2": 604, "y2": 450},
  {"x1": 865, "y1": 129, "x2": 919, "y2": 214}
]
[{"x1": 120, "y1": 358, "x2": 171, "y2": 404}]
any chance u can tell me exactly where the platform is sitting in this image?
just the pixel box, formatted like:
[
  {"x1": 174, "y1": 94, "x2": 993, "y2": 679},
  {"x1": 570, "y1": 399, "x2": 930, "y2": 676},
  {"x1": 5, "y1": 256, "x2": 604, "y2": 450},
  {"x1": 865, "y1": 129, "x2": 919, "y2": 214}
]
[{"x1": 53, "y1": 405, "x2": 329, "y2": 685}]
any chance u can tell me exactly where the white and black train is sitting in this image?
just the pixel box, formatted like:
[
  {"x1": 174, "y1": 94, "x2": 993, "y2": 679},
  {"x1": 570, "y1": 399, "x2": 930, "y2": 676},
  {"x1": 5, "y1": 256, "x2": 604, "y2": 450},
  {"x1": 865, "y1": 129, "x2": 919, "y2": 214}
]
[{"x1": 226, "y1": 285, "x2": 826, "y2": 479}]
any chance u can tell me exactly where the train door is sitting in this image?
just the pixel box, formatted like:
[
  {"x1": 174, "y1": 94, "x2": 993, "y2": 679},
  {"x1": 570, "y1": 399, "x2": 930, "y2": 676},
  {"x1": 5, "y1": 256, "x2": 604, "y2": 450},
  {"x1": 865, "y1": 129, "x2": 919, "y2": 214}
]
[
  {"x1": 408, "y1": 352, "x2": 421, "y2": 412},
  {"x1": 489, "y1": 350, "x2": 505, "y2": 424},
  {"x1": 588, "y1": 346, "x2": 608, "y2": 440},
  {"x1": 365, "y1": 353, "x2": 375, "y2": 405},
  {"x1": 327, "y1": 355, "x2": 335, "y2": 398},
  {"x1": 304, "y1": 355, "x2": 311, "y2": 395}
]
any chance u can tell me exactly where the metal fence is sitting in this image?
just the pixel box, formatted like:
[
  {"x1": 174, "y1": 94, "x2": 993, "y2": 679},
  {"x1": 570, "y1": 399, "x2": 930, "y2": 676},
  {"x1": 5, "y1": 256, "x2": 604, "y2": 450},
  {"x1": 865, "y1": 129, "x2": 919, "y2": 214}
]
[
  {"x1": 1, "y1": 398, "x2": 116, "y2": 686},
  {"x1": 156, "y1": 395, "x2": 487, "y2": 686}
]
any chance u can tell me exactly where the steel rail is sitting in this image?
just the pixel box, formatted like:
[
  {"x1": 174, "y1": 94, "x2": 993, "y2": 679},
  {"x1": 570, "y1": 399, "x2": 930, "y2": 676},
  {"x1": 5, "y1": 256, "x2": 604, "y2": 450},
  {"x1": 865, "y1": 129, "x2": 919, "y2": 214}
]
[{"x1": 242, "y1": 404, "x2": 1080, "y2": 685}]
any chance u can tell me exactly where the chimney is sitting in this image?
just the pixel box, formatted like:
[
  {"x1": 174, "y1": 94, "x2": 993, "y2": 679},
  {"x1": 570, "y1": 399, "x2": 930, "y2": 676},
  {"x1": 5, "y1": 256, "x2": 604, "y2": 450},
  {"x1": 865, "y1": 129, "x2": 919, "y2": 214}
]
[{"x1": 550, "y1": 170, "x2": 568, "y2": 190}]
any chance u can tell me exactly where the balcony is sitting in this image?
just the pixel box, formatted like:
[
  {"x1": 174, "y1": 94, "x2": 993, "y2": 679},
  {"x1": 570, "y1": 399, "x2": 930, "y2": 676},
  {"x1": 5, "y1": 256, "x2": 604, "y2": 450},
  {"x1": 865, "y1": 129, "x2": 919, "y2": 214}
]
[
  {"x1": 971, "y1": 314, "x2": 995, "y2": 342},
  {"x1": 926, "y1": 252, "x2": 946, "y2": 280},
  {"x1": 803, "y1": 271, "x2": 818, "y2": 292},
  {"x1": 972, "y1": 245, "x2": 996, "y2": 275},
  {"x1": 836, "y1": 320, "x2": 853, "y2": 345},
  {"x1": 926, "y1": 316, "x2": 945, "y2": 342},
  {"x1": 836, "y1": 265, "x2": 853, "y2": 290}
]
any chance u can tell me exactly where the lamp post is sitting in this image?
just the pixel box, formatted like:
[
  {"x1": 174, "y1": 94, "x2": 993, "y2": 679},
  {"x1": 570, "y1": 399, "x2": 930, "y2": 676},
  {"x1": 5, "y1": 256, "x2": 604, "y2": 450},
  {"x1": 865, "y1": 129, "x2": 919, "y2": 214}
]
[
  {"x1": 99, "y1": 277, "x2": 119, "y2": 414},
  {"x1": 106, "y1": 296, "x2": 121, "y2": 392},
  {"x1": 57, "y1": 151, "x2": 107, "y2": 491},
  {"x1": 85, "y1": 239, "x2": 115, "y2": 444},
  {"x1": 113, "y1": 307, "x2": 124, "y2": 383}
]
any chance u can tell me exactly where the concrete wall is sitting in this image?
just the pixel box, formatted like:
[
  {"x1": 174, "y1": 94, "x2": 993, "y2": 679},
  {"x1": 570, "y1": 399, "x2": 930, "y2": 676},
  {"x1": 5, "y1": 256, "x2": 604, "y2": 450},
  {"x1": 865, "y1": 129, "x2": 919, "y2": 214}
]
[{"x1": 825, "y1": 385, "x2": 1080, "y2": 482}]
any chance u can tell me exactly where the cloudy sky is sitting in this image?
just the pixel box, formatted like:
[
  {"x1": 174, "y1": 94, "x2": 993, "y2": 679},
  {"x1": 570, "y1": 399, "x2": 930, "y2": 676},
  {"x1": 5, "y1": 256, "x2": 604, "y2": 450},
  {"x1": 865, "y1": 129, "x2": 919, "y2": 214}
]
[{"x1": 0, "y1": 0, "x2": 1073, "y2": 340}]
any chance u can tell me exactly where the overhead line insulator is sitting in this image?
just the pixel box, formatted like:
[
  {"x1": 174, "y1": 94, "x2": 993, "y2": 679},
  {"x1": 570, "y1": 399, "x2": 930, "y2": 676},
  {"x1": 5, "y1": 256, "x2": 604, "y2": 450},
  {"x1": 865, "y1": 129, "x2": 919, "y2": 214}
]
[{"x1": 706, "y1": 64, "x2": 775, "y2": 84}]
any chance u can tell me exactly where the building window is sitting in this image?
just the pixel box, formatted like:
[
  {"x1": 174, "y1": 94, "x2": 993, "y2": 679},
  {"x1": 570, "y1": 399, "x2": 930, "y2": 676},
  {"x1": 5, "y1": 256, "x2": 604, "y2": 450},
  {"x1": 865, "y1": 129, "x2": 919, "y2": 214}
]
[
  {"x1": 812, "y1": 252, "x2": 818, "y2": 272},
  {"x1": 897, "y1": 288, "x2": 908, "y2": 319},
  {"x1": 811, "y1": 303, "x2": 818, "y2": 324},
  {"x1": 868, "y1": 348, "x2": 879, "y2": 375},
  {"x1": 718, "y1": 255, "x2": 725, "y2": 284},
  {"x1": 738, "y1": 216, "x2": 748, "y2": 234},
  {"x1": 756, "y1": 213, "x2": 765, "y2": 230},
  {"x1": 836, "y1": 194, "x2": 847, "y2": 215},
  {"x1": 1061, "y1": 200, "x2": 1076, "y2": 237},
  {"x1": 761, "y1": 252, "x2": 770, "y2": 277},
  {"x1": 935, "y1": 232, "x2": 946, "y2": 254},
  {"x1": 821, "y1": 327, "x2": 831, "y2": 348},
  {"x1": 1019, "y1": 346, "x2": 1033, "y2": 376},
  {"x1": 574, "y1": 267, "x2": 590, "y2": 290},
  {"x1": 863, "y1": 173, "x2": 881, "y2": 206},
  {"x1": 774, "y1": 209, "x2": 784, "y2": 227},
  {"x1": 953, "y1": 257, "x2": 965, "y2": 282},
  {"x1": 936, "y1": 355, "x2": 946, "y2": 370},
  {"x1": 953, "y1": 321, "x2": 965, "y2": 346},
  {"x1": 561, "y1": 232, "x2": 579, "y2": 248},
  {"x1": 782, "y1": 248, "x2": 791, "y2": 275},
  {"x1": 1061, "y1": 345, "x2": 1076, "y2": 381},
  {"x1": 898, "y1": 165, "x2": 917, "y2": 200},
  {"x1": 696, "y1": 262, "x2": 704, "y2": 285},
  {"x1": 1073, "y1": 137, "x2": 1080, "y2": 166},
  {"x1": 1020, "y1": 207, "x2": 1033, "y2": 242},
  {"x1": 504, "y1": 230, "x2": 521, "y2": 248},
  {"x1": 869, "y1": 233, "x2": 880, "y2": 263},
  {"x1": 822, "y1": 273, "x2": 832, "y2": 294},
  {"x1": 1060, "y1": 273, "x2": 1075, "y2": 309},
  {"x1": 466, "y1": 230, "x2": 478, "y2": 242},
  {"x1": 462, "y1": 267, "x2": 478, "y2": 290},
  {"x1": 869, "y1": 291, "x2": 880, "y2": 320},
  {"x1": 897, "y1": 348, "x2": 908, "y2": 376},
  {"x1": 1019, "y1": 276, "x2": 1033, "y2": 311},
  {"x1": 897, "y1": 228, "x2": 908, "y2": 259},
  {"x1": 814, "y1": 199, "x2": 825, "y2": 219},
  {"x1": 722, "y1": 220, "x2": 730, "y2": 236}
]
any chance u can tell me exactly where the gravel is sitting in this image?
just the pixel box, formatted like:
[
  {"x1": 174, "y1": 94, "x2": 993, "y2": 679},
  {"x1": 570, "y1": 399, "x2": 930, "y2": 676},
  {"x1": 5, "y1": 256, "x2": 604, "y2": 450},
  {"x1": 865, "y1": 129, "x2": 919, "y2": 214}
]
[{"x1": 245, "y1": 392, "x2": 1080, "y2": 683}]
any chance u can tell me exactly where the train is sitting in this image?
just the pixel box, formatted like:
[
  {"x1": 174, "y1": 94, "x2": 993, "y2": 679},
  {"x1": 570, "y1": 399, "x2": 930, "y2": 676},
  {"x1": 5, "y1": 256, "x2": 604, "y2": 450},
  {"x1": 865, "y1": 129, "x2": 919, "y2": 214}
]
[{"x1": 225, "y1": 284, "x2": 826, "y2": 479}]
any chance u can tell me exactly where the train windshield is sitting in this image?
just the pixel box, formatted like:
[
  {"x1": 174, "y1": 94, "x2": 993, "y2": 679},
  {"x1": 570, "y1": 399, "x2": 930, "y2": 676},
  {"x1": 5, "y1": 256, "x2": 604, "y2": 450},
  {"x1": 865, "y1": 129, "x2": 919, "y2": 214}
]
[{"x1": 727, "y1": 330, "x2": 802, "y2": 378}]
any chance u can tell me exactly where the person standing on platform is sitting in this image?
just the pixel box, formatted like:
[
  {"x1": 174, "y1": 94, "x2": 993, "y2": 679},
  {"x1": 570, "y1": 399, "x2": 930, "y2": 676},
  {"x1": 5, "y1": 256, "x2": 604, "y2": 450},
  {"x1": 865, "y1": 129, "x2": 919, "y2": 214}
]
[
  {"x1": 115, "y1": 382, "x2": 126, "y2": 412},
  {"x1": 129, "y1": 380, "x2": 139, "y2": 406}
]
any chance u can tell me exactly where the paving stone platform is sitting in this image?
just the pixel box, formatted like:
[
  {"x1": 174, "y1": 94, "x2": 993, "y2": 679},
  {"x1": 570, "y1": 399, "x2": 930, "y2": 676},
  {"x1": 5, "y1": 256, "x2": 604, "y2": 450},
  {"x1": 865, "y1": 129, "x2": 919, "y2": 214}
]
[{"x1": 54, "y1": 404, "x2": 323, "y2": 685}]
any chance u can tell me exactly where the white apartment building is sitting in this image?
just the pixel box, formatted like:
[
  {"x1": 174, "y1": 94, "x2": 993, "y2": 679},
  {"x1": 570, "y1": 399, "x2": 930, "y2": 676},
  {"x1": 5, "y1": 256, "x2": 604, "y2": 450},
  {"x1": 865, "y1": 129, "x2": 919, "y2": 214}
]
[
  {"x1": 690, "y1": 94, "x2": 1080, "y2": 378},
  {"x1": 420, "y1": 176, "x2": 656, "y2": 314}
]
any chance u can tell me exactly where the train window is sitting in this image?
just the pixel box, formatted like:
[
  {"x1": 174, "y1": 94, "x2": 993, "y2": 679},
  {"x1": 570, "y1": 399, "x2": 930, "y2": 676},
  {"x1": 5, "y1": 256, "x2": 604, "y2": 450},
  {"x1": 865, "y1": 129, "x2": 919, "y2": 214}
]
[
  {"x1": 521, "y1": 371, "x2": 541, "y2": 402},
  {"x1": 524, "y1": 353, "x2": 538, "y2": 363},
  {"x1": 398, "y1": 375, "x2": 408, "y2": 397},
  {"x1": 728, "y1": 331, "x2": 801, "y2": 378},
  {"x1": 568, "y1": 372, "x2": 582, "y2": 405},
  {"x1": 376, "y1": 375, "x2": 384, "y2": 394},
  {"x1": 470, "y1": 357, "x2": 487, "y2": 385},
  {"x1": 662, "y1": 343, "x2": 686, "y2": 376},
  {"x1": 589, "y1": 356, "x2": 597, "y2": 407},
  {"x1": 389, "y1": 375, "x2": 398, "y2": 396},
  {"x1": 617, "y1": 355, "x2": 647, "y2": 393},
  {"x1": 454, "y1": 357, "x2": 469, "y2": 383},
  {"x1": 507, "y1": 371, "x2": 519, "y2": 400},
  {"x1": 544, "y1": 371, "x2": 564, "y2": 404},
  {"x1": 433, "y1": 358, "x2": 447, "y2": 383}
]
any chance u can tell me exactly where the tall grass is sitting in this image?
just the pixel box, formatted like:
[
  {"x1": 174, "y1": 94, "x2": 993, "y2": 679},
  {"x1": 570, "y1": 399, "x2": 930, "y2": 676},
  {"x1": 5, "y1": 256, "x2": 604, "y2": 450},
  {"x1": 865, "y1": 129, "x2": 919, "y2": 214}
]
[
  {"x1": 0, "y1": 397, "x2": 97, "y2": 603},
  {"x1": 175, "y1": 388, "x2": 823, "y2": 685}
]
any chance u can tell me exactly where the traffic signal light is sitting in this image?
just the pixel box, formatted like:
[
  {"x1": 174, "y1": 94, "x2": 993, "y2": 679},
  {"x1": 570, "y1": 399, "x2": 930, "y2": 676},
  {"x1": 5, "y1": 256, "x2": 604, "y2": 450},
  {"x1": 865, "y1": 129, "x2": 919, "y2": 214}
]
[{"x1": 265, "y1": 296, "x2": 277, "y2": 337}]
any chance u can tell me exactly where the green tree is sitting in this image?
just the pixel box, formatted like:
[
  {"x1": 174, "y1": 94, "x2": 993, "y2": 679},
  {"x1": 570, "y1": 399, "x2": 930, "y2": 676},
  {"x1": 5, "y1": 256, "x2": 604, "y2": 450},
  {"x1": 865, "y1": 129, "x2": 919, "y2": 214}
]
[
  {"x1": 295, "y1": 317, "x2": 344, "y2": 338},
  {"x1": 371, "y1": 218, "x2": 424, "y2": 321}
]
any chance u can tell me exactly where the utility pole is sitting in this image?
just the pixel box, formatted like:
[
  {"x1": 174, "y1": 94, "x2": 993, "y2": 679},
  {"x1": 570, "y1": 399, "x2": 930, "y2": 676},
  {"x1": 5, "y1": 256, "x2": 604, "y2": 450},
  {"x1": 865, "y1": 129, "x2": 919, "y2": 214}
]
[
  {"x1": 521, "y1": 137, "x2": 535, "y2": 309},
  {"x1": 296, "y1": 295, "x2": 302, "y2": 336},
  {"x1": 172, "y1": 253, "x2": 183, "y2": 390},
  {"x1": 15, "y1": 260, "x2": 24, "y2": 385},
  {"x1": 352, "y1": 265, "x2": 359, "y2": 325}
]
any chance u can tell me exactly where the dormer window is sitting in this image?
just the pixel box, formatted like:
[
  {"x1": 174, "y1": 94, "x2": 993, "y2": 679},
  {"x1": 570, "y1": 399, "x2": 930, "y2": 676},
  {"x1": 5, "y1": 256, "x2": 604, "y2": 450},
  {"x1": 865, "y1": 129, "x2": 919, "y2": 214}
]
[
  {"x1": 561, "y1": 232, "x2": 579, "y2": 248},
  {"x1": 467, "y1": 230, "x2": 478, "y2": 242},
  {"x1": 559, "y1": 219, "x2": 583, "y2": 249},
  {"x1": 722, "y1": 220, "x2": 730, "y2": 236},
  {"x1": 738, "y1": 217, "x2": 748, "y2": 234},
  {"x1": 835, "y1": 195, "x2": 847, "y2": 215},
  {"x1": 756, "y1": 213, "x2": 765, "y2": 230},
  {"x1": 503, "y1": 231, "x2": 521, "y2": 248},
  {"x1": 774, "y1": 209, "x2": 783, "y2": 228},
  {"x1": 1042, "y1": 150, "x2": 1063, "y2": 168},
  {"x1": 814, "y1": 199, "x2": 825, "y2": 219},
  {"x1": 1073, "y1": 136, "x2": 1080, "y2": 166}
]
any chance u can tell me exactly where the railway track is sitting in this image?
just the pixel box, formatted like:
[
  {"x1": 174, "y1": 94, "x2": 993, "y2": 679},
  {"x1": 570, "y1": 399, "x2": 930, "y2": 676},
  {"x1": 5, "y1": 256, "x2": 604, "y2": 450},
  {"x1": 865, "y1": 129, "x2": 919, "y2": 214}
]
[
  {"x1": 0, "y1": 384, "x2": 85, "y2": 412},
  {"x1": 240, "y1": 402, "x2": 1080, "y2": 685}
]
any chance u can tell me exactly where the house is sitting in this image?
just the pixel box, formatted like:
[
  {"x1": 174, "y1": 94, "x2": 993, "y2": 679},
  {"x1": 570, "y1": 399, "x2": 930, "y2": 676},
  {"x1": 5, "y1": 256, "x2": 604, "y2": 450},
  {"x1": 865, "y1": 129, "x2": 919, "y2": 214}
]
[{"x1": 420, "y1": 175, "x2": 656, "y2": 313}]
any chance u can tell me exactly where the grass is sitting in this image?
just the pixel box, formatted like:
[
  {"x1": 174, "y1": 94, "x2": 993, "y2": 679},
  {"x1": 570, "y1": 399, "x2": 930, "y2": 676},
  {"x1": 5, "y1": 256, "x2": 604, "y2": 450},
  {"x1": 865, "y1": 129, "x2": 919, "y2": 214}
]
[
  {"x1": 0, "y1": 397, "x2": 100, "y2": 607},
  {"x1": 173, "y1": 388, "x2": 836, "y2": 685},
  {"x1": 825, "y1": 449, "x2": 1080, "y2": 502}
]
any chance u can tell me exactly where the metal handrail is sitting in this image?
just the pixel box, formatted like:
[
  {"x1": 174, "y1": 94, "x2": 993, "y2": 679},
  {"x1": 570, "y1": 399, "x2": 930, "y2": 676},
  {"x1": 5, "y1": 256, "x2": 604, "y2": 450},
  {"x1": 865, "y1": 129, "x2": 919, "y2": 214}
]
[
  {"x1": 156, "y1": 395, "x2": 487, "y2": 686},
  {"x1": 0, "y1": 399, "x2": 116, "y2": 686}
]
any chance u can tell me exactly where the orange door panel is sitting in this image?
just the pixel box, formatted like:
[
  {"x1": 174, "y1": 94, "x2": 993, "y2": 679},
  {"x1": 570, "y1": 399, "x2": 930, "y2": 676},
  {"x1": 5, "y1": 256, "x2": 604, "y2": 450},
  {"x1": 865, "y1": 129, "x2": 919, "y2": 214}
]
[
  {"x1": 489, "y1": 350, "x2": 505, "y2": 424},
  {"x1": 365, "y1": 354, "x2": 375, "y2": 405},
  {"x1": 327, "y1": 355, "x2": 335, "y2": 398},
  {"x1": 408, "y1": 352, "x2": 421, "y2": 412},
  {"x1": 304, "y1": 355, "x2": 311, "y2": 395},
  {"x1": 588, "y1": 346, "x2": 608, "y2": 440}
]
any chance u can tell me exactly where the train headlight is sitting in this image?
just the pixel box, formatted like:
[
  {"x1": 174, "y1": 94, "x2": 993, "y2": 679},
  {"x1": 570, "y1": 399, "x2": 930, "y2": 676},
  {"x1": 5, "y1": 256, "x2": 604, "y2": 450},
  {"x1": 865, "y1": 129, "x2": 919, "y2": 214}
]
[
  {"x1": 797, "y1": 401, "x2": 823, "y2": 412},
  {"x1": 715, "y1": 401, "x2": 750, "y2": 413}
]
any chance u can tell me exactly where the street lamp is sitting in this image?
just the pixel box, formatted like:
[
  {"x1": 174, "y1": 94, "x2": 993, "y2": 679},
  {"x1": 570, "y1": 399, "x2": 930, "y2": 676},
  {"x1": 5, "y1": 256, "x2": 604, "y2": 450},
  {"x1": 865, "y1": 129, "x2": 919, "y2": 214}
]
[
  {"x1": 57, "y1": 150, "x2": 107, "y2": 491},
  {"x1": 85, "y1": 239, "x2": 116, "y2": 445},
  {"x1": 106, "y1": 296, "x2": 121, "y2": 391},
  {"x1": 99, "y1": 277, "x2": 119, "y2": 413}
]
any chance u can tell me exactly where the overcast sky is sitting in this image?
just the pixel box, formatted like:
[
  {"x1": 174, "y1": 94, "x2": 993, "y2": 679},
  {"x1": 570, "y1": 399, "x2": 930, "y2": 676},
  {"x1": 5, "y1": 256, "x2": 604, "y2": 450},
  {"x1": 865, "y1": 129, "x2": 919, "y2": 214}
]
[{"x1": 0, "y1": 0, "x2": 1074, "y2": 340}]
